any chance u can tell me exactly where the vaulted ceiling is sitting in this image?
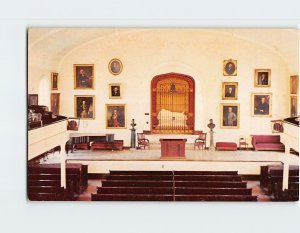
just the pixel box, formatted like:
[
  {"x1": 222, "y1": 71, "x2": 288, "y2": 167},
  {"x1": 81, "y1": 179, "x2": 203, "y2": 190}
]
[{"x1": 28, "y1": 28, "x2": 299, "y2": 73}]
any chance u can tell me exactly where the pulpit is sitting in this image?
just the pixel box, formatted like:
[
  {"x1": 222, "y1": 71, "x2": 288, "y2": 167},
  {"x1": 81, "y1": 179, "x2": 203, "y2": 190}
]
[{"x1": 159, "y1": 139, "x2": 187, "y2": 158}]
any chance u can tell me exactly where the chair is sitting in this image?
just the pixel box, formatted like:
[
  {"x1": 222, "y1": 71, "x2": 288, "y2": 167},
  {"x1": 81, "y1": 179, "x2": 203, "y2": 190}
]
[
  {"x1": 194, "y1": 133, "x2": 207, "y2": 150},
  {"x1": 137, "y1": 133, "x2": 150, "y2": 150},
  {"x1": 239, "y1": 138, "x2": 248, "y2": 151}
]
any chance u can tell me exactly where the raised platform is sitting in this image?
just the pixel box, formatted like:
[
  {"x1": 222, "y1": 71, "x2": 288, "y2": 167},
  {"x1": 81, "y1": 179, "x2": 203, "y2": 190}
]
[{"x1": 43, "y1": 149, "x2": 299, "y2": 176}]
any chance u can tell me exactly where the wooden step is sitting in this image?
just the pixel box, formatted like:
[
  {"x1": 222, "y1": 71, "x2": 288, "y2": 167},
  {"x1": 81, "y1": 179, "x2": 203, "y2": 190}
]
[
  {"x1": 110, "y1": 170, "x2": 173, "y2": 175},
  {"x1": 174, "y1": 171, "x2": 238, "y2": 175},
  {"x1": 106, "y1": 175, "x2": 173, "y2": 181},
  {"x1": 174, "y1": 175, "x2": 242, "y2": 182},
  {"x1": 175, "y1": 181, "x2": 247, "y2": 188},
  {"x1": 91, "y1": 194, "x2": 173, "y2": 201},
  {"x1": 102, "y1": 180, "x2": 173, "y2": 187},
  {"x1": 97, "y1": 187, "x2": 173, "y2": 195},
  {"x1": 175, "y1": 187, "x2": 252, "y2": 195},
  {"x1": 175, "y1": 195, "x2": 257, "y2": 201}
]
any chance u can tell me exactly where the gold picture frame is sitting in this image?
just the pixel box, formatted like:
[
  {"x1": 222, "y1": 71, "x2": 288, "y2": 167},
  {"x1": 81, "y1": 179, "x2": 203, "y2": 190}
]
[
  {"x1": 106, "y1": 104, "x2": 126, "y2": 129},
  {"x1": 254, "y1": 69, "x2": 271, "y2": 87},
  {"x1": 290, "y1": 96, "x2": 298, "y2": 117},
  {"x1": 223, "y1": 59, "x2": 237, "y2": 76},
  {"x1": 74, "y1": 95, "x2": 95, "y2": 120},
  {"x1": 290, "y1": 75, "x2": 299, "y2": 95},
  {"x1": 51, "y1": 72, "x2": 58, "y2": 90},
  {"x1": 109, "y1": 83, "x2": 122, "y2": 99},
  {"x1": 222, "y1": 82, "x2": 238, "y2": 100},
  {"x1": 108, "y1": 58, "x2": 123, "y2": 76},
  {"x1": 220, "y1": 103, "x2": 240, "y2": 129},
  {"x1": 251, "y1": 93, "x2": 272, "y2": 117},
  {"x1": 74, "y1": 64, "x2": 94, "y2": 89}
]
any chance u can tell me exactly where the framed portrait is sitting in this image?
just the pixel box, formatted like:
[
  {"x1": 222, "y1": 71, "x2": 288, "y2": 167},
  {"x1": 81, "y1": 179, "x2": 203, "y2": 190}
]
[
  {"x1": 28, "y1": 94, "x2": 38, "y2": 106},
  {"x1": 106, "y1": 104, "x2": 126, "y2": 129},
  {"x1": 254, "y1": 69, "x2": 271, "y2": 87},
  {"x1": 67, "y1": 117, "x2": 80, "y2": 131},
  {"x1": 271, "y1": 119, "x2": 284, "y2": 133},
  {"x1": 290, "y1": 96, "x2": 298, "y2": 117},
  {"x1": 51, "y1": 72, "x2": 58, "y2": 90},
  {"x1": 109, "y1": 83, "x2": 122, "y2": 99},
  {"x1": 74, "y1": 64, "x2": 94, "y2": 89},
  {"x1": 74, "y1": 95, "x2": 95, "y2": 119},
  {"x1": 251, "y1": 93, "x2": 272, "y2": 117},
  {"x1": 290, "y1": 75, "x2": 299, "y2": 95},
  {"x1": 220, "y1": 103, "x2": 240, "y2": 128},
  {"x1": 222, "y1": 82, "x2": 238, "y2": 100},
  {"x1": 50, "y1": 93, "x2": 60, "y2": 115},
  {"x1": 223, "y1": 59, "x2": 237, "y2": 76},
  {"x1": 108, "y1": 58, "x2": 123, "y2": 76}
]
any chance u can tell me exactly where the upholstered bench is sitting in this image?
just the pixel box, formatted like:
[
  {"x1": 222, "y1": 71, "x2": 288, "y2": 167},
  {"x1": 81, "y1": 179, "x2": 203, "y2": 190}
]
[{"x1": 216, "y1": 142, "x2": 237, "y2": 151}]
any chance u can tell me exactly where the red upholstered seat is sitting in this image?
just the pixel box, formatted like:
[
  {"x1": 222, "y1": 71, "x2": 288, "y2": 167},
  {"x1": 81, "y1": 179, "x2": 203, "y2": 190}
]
[
  {"x1": 251, "y1": 135, "x2": 285, "y2": 151},
  {"x1": 216, "y1": 142, "x2": 237, "y2": 151}
]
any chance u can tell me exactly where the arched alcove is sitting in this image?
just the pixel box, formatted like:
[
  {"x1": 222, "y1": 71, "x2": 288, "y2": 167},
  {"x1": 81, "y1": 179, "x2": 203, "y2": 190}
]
[
  {"x1": 38, "y1": 76, "x2": 50, "y2": 108},
  {"x1": 151, "y1": 72, "x2": 195, "y2": 134}
]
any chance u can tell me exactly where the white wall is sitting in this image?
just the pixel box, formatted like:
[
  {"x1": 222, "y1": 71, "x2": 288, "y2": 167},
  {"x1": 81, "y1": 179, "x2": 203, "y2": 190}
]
[{"x1": 29, "y1": 29, "x2": 293, "y2": 146}]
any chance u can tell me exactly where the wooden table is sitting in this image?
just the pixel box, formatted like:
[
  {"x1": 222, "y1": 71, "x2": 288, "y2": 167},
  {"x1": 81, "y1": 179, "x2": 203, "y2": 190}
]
[{"x1": 159, "y1": 139, "x2": 187, "y2": 158}]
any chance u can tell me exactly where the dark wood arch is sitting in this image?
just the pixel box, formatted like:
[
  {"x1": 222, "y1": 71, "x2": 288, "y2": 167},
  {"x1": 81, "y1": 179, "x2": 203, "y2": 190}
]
[{"x1": 151, "y1": 72, "x2": 195, "y2": 134}]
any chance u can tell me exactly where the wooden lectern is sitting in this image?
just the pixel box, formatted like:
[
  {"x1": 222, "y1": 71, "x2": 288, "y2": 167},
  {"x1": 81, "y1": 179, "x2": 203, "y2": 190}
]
[{"x1": 159, "y1": 139, "x2": 187, "y2": 158}]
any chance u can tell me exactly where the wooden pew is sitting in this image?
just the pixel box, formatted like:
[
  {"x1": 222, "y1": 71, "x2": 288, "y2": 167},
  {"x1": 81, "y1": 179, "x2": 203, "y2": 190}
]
[
  {"x1": 267, "y1": 176, "x2": 299, "y2": 195},
  {"x1": 260, "y1": 165, "x2": 299, "y2": 187},
  {"x1": 273, "y1": 182, "x2": 299, "y2": 201},
  {"x1": 28, "y1": 186, "x2": 62, "y2": 193},
  {"x1": 28, "y1": 190, "x2": 65, "y2": 201},
  {"x1": 28, "y1": 163, "x2": 88, "y2": 201}
]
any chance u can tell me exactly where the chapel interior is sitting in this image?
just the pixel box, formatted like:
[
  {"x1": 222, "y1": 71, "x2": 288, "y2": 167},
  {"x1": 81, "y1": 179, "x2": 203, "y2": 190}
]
[{"x1": 27, "y1": 28, "x2": 299, "y2": 202}]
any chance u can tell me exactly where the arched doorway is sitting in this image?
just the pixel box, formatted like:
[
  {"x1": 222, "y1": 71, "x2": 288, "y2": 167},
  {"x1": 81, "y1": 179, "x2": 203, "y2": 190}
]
[{"x1": 151, "y1": 72, "x2": 195, "y2": 134}]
